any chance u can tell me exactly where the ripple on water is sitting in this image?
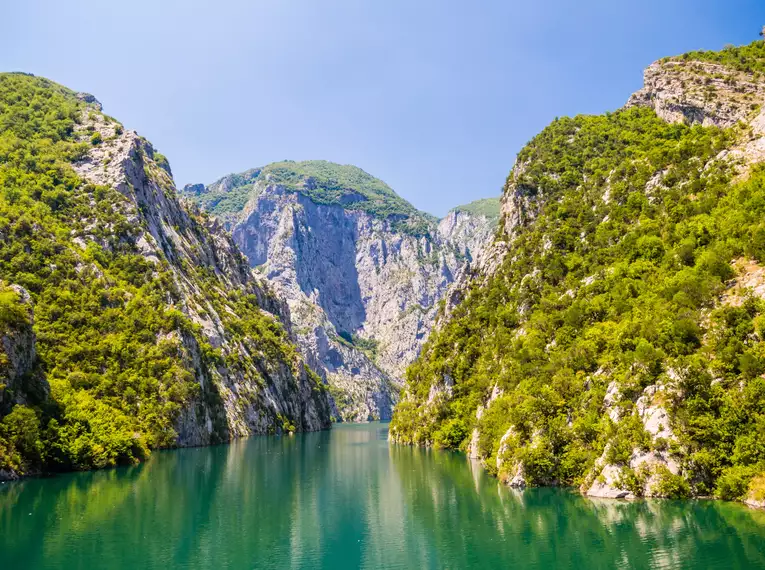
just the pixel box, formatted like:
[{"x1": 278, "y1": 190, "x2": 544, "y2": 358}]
[{"x1": 0, "y1": 423, "x2": 764, "y2": 569}]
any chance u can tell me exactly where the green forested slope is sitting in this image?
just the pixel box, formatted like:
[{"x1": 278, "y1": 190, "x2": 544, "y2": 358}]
[
  {"x1": 391, "y1": 45, "x2": 765, "y2": 502},
  {"x1": 185, "y1": 160, "x2": 437, "y2": 235},
  {"x1": 0, "y1": 73, "x2": 327, "y2": 478},
  {"x1": 452, "y1": 197, "x2": 501, "y2": 219}
]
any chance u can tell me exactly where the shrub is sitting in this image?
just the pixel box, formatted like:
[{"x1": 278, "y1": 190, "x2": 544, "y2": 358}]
[
  {"x1": 433, "y1": 418, "x2": 469, "y2": 449},
  {"x1": 0, "y1": 405, "x2": 42, "y2": 472},
  {"x1": 651, "y1": 466, "x2": 691, "y2": 499},
  {"x1": 748, "y1": 472, "x2": 765, "y2": 502},
  {"x1": 715, "y1": 465, "x2": 758, "y2": 500},
  {"x1": 0, "y1": 286, "x2": 29, "y2": 327}
]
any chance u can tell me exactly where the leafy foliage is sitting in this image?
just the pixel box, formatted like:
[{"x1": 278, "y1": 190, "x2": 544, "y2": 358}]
[
  {"x1": 669, "y1": 39, "x2": 765, "y2": 76},
  {"x1": 452, "y1": 197, "x2": 501, "y2": 219},
  {"x1": 0, "y1": 72, "x2": 201, "y2": 473},
  {"x1": 391, "y1": 100, "x2": 765, "y2": 498},
  {"x1": 0, "y1": 285, "x2": 29, "y2": 328},
  {"x1": 185, "y1": 160, "x2": 438, "y2": 236},
  {"x1": 0, "y1": 73, "x2": 314, "y2": 476}
]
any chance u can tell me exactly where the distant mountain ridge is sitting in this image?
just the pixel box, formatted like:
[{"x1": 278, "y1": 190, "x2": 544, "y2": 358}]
[
  {"x1": 184, "y1": 163, "x2": 499, "y2": 420},
  {"x1": 186, "y1": 160, "x2": 439, "y2": 236}
]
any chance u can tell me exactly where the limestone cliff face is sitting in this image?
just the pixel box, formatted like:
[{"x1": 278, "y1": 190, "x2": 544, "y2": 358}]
[
  {"x1": 70, "y1": 102, "x2": 331, "y2": 445},
  {"x1": 186, "y1": 166, "x2": 498, "y2": 420},
  {"x1": 436, "y1": 207, "x2": 497, "y2": 263},
  {"x1": 0, "y1": 285, "x2": 47, "y2": 410},
  {"x1": 626, "y1": 60, "x2": 765, "y2": 129},
  {"x1": 625, "y1": 57, "x2": 765, "y2": 171}
]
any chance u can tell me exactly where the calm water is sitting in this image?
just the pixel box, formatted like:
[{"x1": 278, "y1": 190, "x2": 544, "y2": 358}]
[{"x1": 1, "y1": 423, "x2": 765, "y2": 569}]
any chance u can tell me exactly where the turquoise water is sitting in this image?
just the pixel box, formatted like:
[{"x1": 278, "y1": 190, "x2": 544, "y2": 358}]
[{"x1": 1, "y1": 422, "x2": 764, "y2": 569}]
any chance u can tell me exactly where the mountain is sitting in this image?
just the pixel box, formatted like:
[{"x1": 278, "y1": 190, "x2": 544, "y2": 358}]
[
  {"x1": 390, "y1": 39, "x2": 765, "y2": 506},
  {"x1": 0, "y1": 73, "x2": 331, "y2": 480},
  {"x1": 184, "y1": 162, "x2": 498, "y2": 420}
]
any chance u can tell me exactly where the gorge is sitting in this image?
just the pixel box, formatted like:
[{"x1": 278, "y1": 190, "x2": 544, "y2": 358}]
[
  {"x1": 391, "y1": 38, "x2": 765, "y2": 510},
  {"x1": 2, "y1": 30, "x2": 765, "y2": 569},
  {"x1": 182, "y1": 162, "x2": 498, "y2": 421}
]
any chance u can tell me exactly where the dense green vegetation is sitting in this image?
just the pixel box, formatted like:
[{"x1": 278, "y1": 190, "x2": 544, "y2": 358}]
[
  {"x1": 0, "y1": 72, "x2": 206, "y2": 474},
  {"x1": 185, "y1": 169, "x2": 261, "y2": 220},
  {"x1": 185, "y1": 160, "x2": 437, "y2": 236},
  {"x1": 669, "y1": 38, "x2": 765, "y2": 76},
  {"x1": 452, "y1": 197, "x2": 501, "y2": 219},
  {"x1": 391, "y1": 100, "x2": 765, "y2": 500},
  {"x1": 0, "y1": 73, "x2": 314, "y2": 477}
]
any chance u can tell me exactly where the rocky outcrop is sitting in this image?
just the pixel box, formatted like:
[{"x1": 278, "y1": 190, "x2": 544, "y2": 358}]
[
  {"x1": 626, "y1": 60, "x2": 765, "y2": 129},
  {"x1": 625, "y1": 58, "x2": 765, "y2": 174},
  {"x1": 465, "y1": 383, "x2": 502, "y2": 459},
  {"x1": 436, "y1": 207, "x2": 497, "y2": 263},
  {"x1": 0, "y1": 285, "x2": 46, "y2": 410},
  {"x1": 186, "y1": 167, "x2": 497, "y2": 420},
  {"x1": 391, "y1": 40, "x2": 765, "y2": 508},
  {"x1": 70, "y1": 102, "x2": 331, "y2": 444}
]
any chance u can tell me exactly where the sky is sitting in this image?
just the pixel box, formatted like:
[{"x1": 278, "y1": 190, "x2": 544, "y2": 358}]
[{"x1": 3, "y1": 1, "x2": 765, "y2": 217}]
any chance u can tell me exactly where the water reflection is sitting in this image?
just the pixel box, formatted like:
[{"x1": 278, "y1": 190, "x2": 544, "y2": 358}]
[
  {"x1": 387, "y1": 443, "x2": 765, "y2": 569},
  {"x1": 0, "y1": 424, "x2": 764, "y2": 569}
]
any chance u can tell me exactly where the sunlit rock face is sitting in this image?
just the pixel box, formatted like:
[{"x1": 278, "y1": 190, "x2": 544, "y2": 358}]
[
  {"x1": 70, "y1": 104, "x2": 332, "y2": 444},
  {"x1": 184, "y1": 164, "x2": 498, "y2": 420},
  {"x1": 0, "y1": 284, "x2": 45, "y2": 411}
]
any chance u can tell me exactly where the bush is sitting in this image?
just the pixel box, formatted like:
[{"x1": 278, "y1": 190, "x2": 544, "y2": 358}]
[
  {"x1": 748, "y1": 472, "x2": 765, "y2": 502},
  {"x1": 715, "y1": 465, "x2": 758, "y2": 500},
  {"x1": 433, "y1": 418, "x2": 469, "y2": 449},
  {"x1": 651, "y1": 466, "x2": 691, "y2": 499},
  {"x1": 0, "y1": 286, "x2": 29, "y2": 327},
  {"x1": 0, "y1": 405, "x2": 42, "y2": 473}
]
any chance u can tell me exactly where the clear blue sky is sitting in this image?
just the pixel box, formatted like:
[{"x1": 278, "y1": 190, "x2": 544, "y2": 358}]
[{"x1": 3, "y1": 1, "x2": 765, "y2": 216}]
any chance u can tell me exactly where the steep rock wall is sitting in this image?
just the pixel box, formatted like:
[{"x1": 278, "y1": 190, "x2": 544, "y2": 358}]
[
  {"x1": 187, "y1": 170, "x2": 498, "y2": 421},
  {"x1": 390, "y1": 40, "x2": 765, "y2": 511},
  {"x1": 71, "y1": 111, "x2": 331, "y2": 444},
  {"x1": 227, "y1": 187, "x2": 496, "y2": 420}
]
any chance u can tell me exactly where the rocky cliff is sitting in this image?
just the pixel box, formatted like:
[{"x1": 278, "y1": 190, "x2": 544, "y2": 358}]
[
  {"x1": 391, "y1": 38, "x2": 765, "y2": 507},
  {"x1": 0, "y1": 284, "x2": 46, "y2": 410},
  {"x1": 185, "y1": 163, "x2": 498, "y2": 420},
  {"x1": 0, "y1": 73, "x2": 330, "y2": 479}
]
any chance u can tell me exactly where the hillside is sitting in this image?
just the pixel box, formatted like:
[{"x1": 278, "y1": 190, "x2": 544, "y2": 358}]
[
  {"x1": 390, "y1": 39, "x2": 765, "y2": 507},
  {"x1": 0, "y1": 73, "x2": 330, "y2": 479},
  {"x1": 452, "y1": 197, "x2": 501, "y2": 219},
  {"x1": 184, "y1": 165, "x2": 498, "y2": 421},
  {"x1": 185, "y1": 160, "x2": 437, "y2": 236}
]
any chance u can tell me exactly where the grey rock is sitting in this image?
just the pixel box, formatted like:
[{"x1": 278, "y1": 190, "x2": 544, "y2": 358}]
[
  {"x1": 745, "y1": 496, "x2": 765, "y2": 510},
  {"x1": 0, "y1": 284, "x2": 47, "y2": 410},
  {"x1": 625, "y1": 60, "x2": 765, "y2": 129},
  {"x1": 75, "y1": 92, "x2": 102, "y2": 110},
  {"x1": 191, "y1": 172, "x2": 498, "y2": 421},
  {"x1": 71, "y1": 109, "x2": 332, "y2": 445}
]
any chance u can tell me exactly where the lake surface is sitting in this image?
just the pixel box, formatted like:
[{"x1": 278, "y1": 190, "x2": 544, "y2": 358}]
[{"x1": 1, "y1": 423, "x2": 765, "y2": 569}]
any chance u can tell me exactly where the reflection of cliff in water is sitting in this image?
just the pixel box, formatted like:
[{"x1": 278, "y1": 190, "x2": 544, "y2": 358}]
[
  {"x1": 386, "y1": 444, "x2": 765, "y2": 569},
  {"x1": 1, "y1": 424, "x2": 764, "y2": 569}
]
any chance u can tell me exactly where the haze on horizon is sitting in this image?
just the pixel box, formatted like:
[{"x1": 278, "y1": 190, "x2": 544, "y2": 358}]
[{"x1": 2, "y1": 0, "x2": 764, "y2": 216}]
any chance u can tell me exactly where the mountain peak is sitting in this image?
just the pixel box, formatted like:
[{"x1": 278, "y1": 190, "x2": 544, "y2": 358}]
[
  {"x1": 449, "y1": 197, "x2": 501, "y2": 219},
  {"x1": 184, "y1": 159, "x2": 438, "y2": 235}
]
